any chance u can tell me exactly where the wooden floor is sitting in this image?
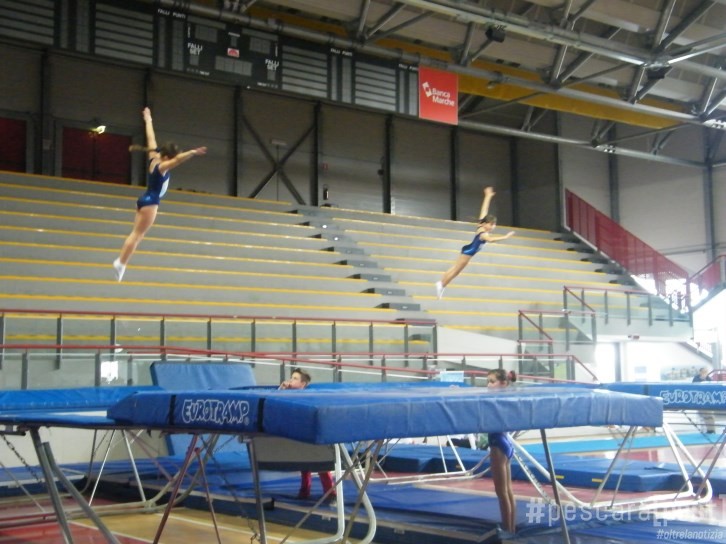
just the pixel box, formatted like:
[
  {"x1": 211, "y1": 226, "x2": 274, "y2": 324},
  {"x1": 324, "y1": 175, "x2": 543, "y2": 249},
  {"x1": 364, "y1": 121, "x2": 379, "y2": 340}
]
[
  {"x1": 0, "y1": 508, "x2": 341, "y2": 543},
  {"x1": 1, "y1": 443, "x2": 724, "y2": 543}
]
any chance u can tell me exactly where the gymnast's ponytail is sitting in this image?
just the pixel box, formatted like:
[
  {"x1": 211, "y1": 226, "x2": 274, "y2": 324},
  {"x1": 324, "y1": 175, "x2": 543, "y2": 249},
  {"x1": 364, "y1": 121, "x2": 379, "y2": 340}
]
[{"x1": 507, "y1": 370, "x2": 517, "y2": 384}]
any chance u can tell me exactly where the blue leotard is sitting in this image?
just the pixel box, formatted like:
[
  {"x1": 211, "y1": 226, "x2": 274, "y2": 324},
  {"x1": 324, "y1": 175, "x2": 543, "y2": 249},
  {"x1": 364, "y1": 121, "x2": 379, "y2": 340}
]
[
  {"x1": 136, "y1": 163, "x2": 170, "y2": 209},
  {"x1": 461, "y1": 232, "x2": 487, "y2": 256},
  {"x1": 488, "y1": 432, "x2": 513, "y2": 459}
]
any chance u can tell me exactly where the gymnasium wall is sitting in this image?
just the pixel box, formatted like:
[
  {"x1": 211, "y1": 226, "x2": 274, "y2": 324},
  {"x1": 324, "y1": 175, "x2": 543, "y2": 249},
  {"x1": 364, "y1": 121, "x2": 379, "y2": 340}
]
[{"x1": 1, "y1": 38, "x2": 723, "y2": 273}]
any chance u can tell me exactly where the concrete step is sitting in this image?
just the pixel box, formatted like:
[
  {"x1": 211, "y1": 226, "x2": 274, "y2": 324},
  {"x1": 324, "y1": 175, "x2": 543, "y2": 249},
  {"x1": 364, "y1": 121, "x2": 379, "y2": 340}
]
[
  {"x1": 0, "y1": 174, "x2": 296, "y2": 213},
  {"x1": 371, "y1": 250, "x2": 605, "y2": 275},
  {"x1": 0, "y1": 183, "x2": 303, "y2": 225},
  {"x1": 304, "y1": 206, "x2": 559, "y2": 239},
  {"x1": 0, "y1": 202, "x2": 319, "y2": 238},
  {"x1": 0, "y1": 259, "x2": 375, "y2": 292},
  {"x1": 341, "y1": 224, "x2": 578, "y2": 252},
  {"x1": 2, "y1": 275, "x2": 422, "y2": 308},
  {"x1": 0, "y1": 245, "x2": 357, "y2": 278},
  {"x1": 0, "y1": 291, "x2": 430, "y2": 321},
  {"x1": 0, "y1": 226, "x2": 350, "y2": 264},
  {"x1": 0, "y1": 214, "x2": 327, "y2": 251},
  {"x1": 390, "y1": 268, "x2": 617, "y2": 292}
]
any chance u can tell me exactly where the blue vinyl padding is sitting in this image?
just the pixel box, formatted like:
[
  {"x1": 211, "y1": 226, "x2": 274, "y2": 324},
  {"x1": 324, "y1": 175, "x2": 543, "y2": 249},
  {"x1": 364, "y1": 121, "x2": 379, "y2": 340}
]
[
  {"x1": 150, "y1": 361, "x2": 256, "y2": 392},
  {"x1": 0, "y1": 386, "x2": 159, "y2": 427},
  {"x1": 150, "y1": 361, "x2": 256, "y2": 456},
  {"x1": 0, "y1": 386, "x2": 158, "y2": 412},
  {"x1": 109, "y1": 385, "x2": 663, "y2": 444},
  {"x1": 601, "y1": 382, "x2": 726, "y2": 410}
]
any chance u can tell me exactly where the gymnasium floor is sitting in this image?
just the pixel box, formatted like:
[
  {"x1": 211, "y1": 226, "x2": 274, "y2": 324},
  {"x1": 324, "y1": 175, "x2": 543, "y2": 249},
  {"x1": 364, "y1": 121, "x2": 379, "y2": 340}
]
[{"x1": 1, "y1": 436, "x2": 724, "y2": 544}]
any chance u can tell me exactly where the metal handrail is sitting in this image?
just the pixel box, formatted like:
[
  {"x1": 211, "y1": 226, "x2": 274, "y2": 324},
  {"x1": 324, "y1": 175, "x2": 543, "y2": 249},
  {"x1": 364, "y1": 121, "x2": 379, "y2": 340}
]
[{"x1": 0, "y1": 343, "x2": 596, "y2": 389}]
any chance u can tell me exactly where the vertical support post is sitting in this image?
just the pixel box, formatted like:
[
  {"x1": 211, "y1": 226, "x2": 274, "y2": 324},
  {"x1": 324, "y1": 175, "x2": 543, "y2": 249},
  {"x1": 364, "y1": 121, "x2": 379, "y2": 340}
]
[
  {"x1": 382, "y1": 115, "x2": 392, "y2": 214},
  {"x1": 403, "y1": 322, "x2": 409, "y2": 357},
  {"x1": 292, "y1": 320, "x2": 298, "y2": 356},
  {"x1": 232, "y1": 86, "x2": 242, "y2": 197},
  {"x1": 39, "y1": 51, "x2": 53, "y2": 175},
  {"x1": 207, "y1": 318, "x2": 213, "y2": 351},
  {"x1": 368, "y1": 322, "x2": 374, "y2": 362},
  {"x1": 331, "y1": 321, "x2": 337, "y2": 353},
  {"x1": 110, "y1": 315, "x2": 117, "y2": 361},
  {"x1": 335, "y1": 354, "x2": 342, "y2": 382},
  {"x1": 604, "y1": 290, "x2": 609, "y2": 324},
  {"x1": 311, "y1": 102, "x2": 321, "y2": 206},
  {"x1": 449, "y1": 126, "x2": 459, "y2": 220},
  {"x1": 251, "y1": 319, "x2": 257, "y2": 353},
  {"x1": 0, "y1": 312, "x2": 5, "y2": 370},
  {"x1": 21, "y1": 351, "x2": 29, "y2": 390},
  {"x1": 279, "y1": 360, "x2": 287, "y2": 386},
  {"x1": 625, "y1": 292, "x2": 632, "y2": 325},
  {"x1": 55, "y1": 315, "x2": 63, "y2": 369},
  {"x1": 160, "y1": 317, "x2": 167, "y2": 349},
  {"x1": 95, "y1": 351, "x2": 102, "y2": 386}
]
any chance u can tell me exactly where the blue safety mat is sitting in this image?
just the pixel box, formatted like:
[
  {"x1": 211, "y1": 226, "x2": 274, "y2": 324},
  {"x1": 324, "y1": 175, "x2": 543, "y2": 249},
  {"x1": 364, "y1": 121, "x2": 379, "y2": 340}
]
[
  {"x1": 4, "y1": 444, "x2": 723, "y2": 544},
  {"x1": 521, "y1": 432, "x2": 721, "y2": 455},
  {"x1": 373, "y1": 443, "x2": 726, "y2": 493},
  {"x1": 108, "y1": 385, "x2": 663, "y2": 443}
]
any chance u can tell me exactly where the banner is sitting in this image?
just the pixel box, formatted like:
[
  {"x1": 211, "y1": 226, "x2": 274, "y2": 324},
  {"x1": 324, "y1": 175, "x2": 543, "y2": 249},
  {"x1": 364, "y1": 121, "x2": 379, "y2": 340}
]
[{"x1": 418, "y1": 67, "x2": 458, "y2": 125}]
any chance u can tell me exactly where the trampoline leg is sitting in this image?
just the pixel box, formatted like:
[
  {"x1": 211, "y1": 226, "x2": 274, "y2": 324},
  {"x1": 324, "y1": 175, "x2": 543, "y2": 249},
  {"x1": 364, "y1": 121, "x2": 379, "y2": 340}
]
[
  {"x1": 247, "y1": 439, "x2": 268, "y2": 544},
  {"x1": 153, "y1": 434, "x2": 200, "y2": 544},
  {"x1": 30, "y1": 429, "x2": 74, "y2": 544},
  {"x1": 43, "y1": 442, "x2": 121, "y2": 544},
  {"x1": 540, "y1": 429, "x2": 571, "y2": 544}
]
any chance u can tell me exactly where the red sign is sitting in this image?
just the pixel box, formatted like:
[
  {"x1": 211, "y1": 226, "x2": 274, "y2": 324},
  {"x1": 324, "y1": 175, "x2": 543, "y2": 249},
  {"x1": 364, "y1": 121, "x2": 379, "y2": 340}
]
[{"x1": 418, "y1": 67, "x2": 458, "y2": 125}]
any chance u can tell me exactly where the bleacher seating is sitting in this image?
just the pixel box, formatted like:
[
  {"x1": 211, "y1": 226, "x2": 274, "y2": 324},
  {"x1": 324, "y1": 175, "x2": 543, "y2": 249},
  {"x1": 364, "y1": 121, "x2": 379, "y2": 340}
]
[{"x1": 0, "y1": 172, "x2": 635, "y2": 354}]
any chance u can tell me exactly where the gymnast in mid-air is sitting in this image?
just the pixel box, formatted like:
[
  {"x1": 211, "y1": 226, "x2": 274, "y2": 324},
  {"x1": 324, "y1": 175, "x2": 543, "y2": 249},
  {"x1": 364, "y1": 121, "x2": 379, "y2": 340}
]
[
  {"x1": 435, "y1": 186, "x2": 515, "y2": 299},
  {"x1": 113, "y1": 107, "x2": 207, "y2": 282}
]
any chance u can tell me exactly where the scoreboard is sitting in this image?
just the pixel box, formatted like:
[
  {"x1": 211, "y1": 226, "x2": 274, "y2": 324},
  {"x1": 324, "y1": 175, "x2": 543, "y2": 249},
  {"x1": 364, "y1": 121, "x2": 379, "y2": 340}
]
[
  {"x1": 158, "y1": 8, "x2": 417, "y2": 115},
  {"x1": 0, "y1": 0, "x2": 419, "y2": 116},
  {"x1": 182, "y1": 15, "x2": 281, "y2": 89}
]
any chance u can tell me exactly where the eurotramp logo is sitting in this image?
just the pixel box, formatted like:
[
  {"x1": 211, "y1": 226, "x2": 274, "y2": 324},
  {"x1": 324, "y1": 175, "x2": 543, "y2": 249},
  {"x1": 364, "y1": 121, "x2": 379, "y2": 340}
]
[
  {"x1": 661, "y1": 388, "x2": 726, "y2": 407},
  {"x1": 181, "y1": 398, "x2": 251, "y2": 427},
  {"x1": 524, "y1": 497, "x2": 726, "y2": 541}
]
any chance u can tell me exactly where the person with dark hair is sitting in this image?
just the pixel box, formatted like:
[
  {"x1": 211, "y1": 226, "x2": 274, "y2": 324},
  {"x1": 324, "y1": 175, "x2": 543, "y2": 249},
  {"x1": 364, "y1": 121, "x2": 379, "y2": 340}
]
[
  {"x1": 279, "y1": 368, "x2": 337, "y2": 502},
  {"x1": 486, "y1": 368, "x2": 517, "y2": 534},
  {"x1": 113, "y1": 107, "x2": 207, "y2": 281},
  {"x1": 435, "y1": 187, "x2": 515, "y2": 299}
]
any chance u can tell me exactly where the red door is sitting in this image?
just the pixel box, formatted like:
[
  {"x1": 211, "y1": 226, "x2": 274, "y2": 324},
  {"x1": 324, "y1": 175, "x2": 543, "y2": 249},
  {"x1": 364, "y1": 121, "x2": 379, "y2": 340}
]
[
  {"x1": 62, "y1": 127, "x2": 131, "y2": 183},
  {"x1": 0, "y1": 118, "x2": 28, "y2": 172}
]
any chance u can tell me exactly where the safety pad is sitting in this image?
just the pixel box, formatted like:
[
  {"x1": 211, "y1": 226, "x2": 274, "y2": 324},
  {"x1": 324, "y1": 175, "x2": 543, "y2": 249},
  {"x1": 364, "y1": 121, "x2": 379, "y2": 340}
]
[
  {"x1": 0, "y1": 385, "x2": 159, "y2": 412},
  {"x1": 150, "y1": 361, "x2": 256, "y2": 456},
  {"x1": 108, "y1": 385, "x2": 663, "y2": 445}
]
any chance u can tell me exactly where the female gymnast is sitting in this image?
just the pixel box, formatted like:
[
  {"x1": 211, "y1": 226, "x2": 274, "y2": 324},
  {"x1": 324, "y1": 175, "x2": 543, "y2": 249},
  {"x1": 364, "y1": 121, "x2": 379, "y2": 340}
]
[
  {"x1": 435, "y1": 186, "x2": 514, "y2": 299},
  {"x1": 487, "y1": 368, "x2": 517, "y2": 534},
  {"x1": 113, "y1": 107, "x2": 207, "y2": 282}
]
